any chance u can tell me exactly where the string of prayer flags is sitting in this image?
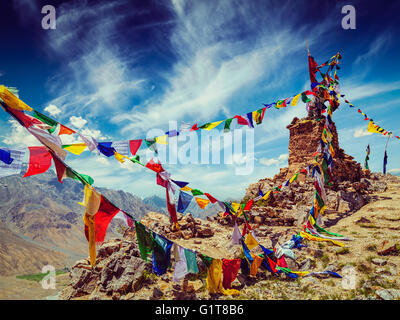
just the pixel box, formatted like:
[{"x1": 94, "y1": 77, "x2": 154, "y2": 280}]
[
  {"x1": 177, "y1": 191, "x2": 193, "y2": 213},
  {"x1": 23, "y1": 146, "x2": 52, "y2": 178},
  {"x1": 0, "y1": 148, "x2": 25, "y2": 178},
  {"x1": 32, "y1": 110, "x2": 58, "y2": 132},
  {"x1": 195, "y1": 197, "x2": 210, "y2": 209},
  {"x1": 0, "y1": 85, "x2": 32, "y2": 112}
]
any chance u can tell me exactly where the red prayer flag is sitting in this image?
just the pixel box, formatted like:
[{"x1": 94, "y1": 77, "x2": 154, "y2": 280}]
[
  {"x1": 23, "y1": 146, "x2": 52, "y2": 178},
  {"x1": 84, "y1": 195, "x2": 120, "y2": 243},
  {"x1": 190, "y1": 124, "x2": 199, "y2": 131},
  {"x1": 308, "y1": 54, "x2": 318, "y2": 84},
  {"x1": 166, "y1": 188, "x2": 178, "y2": 223},
  {"x1": 234, "y1": 115, "x2": 250, "y2": 126},
  {"x1": 204, "y1": 193, "x2": 217, "y2": 203},
  {"x1": 52, "y1": 153, "x2": 67, "y2": 183},
  {"x1": 222, "y1": 259, "x2": 241, "y2": 289},
  {"x1": 129, "y1": 139, "x2": 142, "y2": 155},
  {"x1": 243, "y1": 199, "x2": 254, "y2": 211},
  {"x1": 58, "y1": 124, "x2": 76, "y2": 135},
  {"x1": 145, "y1": 158, "x2": 164, "y2": 173}
]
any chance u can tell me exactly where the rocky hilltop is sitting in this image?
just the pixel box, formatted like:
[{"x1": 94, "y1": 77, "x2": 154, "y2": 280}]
[{"x1": 59, "y1": 117, "x2": 400, "y2": 300}]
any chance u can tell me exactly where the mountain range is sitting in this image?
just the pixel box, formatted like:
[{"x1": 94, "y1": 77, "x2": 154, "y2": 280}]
[{"x1": 0, "y1": 165, "x2": 160, "y2": 276}]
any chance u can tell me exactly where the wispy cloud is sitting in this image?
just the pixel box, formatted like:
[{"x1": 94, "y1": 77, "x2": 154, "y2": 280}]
[
  {"x1": 354, "y1": 33, "x2": 392, "y2": 65},
  {"x1": 353, "y1": 127, "x2": 373, "y2": 138},
  {"x1": 111, "y1": 0, "x2": 336, "y2": 136},
  {"x1": 259, "y1": 153, "x2": 288, "y2": 166}
]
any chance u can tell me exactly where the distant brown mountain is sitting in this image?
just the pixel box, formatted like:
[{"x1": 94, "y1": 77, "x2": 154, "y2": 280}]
[{"x1": 0, "y1": 166, "x2": 159, "y2": 275}]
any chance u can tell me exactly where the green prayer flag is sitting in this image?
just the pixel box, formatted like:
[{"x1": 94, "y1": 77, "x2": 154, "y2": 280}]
[
  {"x1": 199, "y1": 254, "x2": 213, "y2": 268},
  {"x1": 33, "y1": 110, "x2": 58, "y2": 127},
  {"x1": 191, "y1": 189, "x2": 204, "y2": 196},
  {"x1": 301, "y1": 92, "x2": 311, "y2": 103},
  {"x1": 224, "y1": 118, "x2": 233, "y2": 132},
  {"x1": 135, "y1": 221, "x2": 154, "y2": 261}
]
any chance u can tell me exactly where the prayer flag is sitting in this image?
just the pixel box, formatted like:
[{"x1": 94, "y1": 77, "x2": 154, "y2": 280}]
[
  {"x1": 200, "y1": 120, "x2": 223, "y2": 131},
  {"x1": 222, "y1": 259, "x2": 241, "y2": 289},
  {"x1": 58, "y1": 124, "x2": 76, "y2": 135},
  {"x1": 112, "y1": 141, "x2": 129, "y2": 157},
  {"x1": 0, "y1": 148, "x2": 25, "y2": 178},
  {"x1": 191, "y1": 189, "x2": 204, "y2": 196},
  {"x1": 224, "y1": 118, "x2": 233, "y2": 132},
  {"x1": 145, "y1": 158, "x2": 164, "y2": 173},
  {"x1": 84, "y1": 195, "x2": 120, "y2": 243},
  {"x1": 62, "y1": 143, "x2": 87, "y2": 155},
  {"x1": 97, "y1": 142, "x2": 116, "y2": 157},
  {"x1": 0, "y1": 148, "x2": 13, "y2": 165},
  {"x1": 0, "y1": 85, "x2": 32, "y2": 111},
  {"x1": 152, "y1": 233, "x2": 173, "y2": 276},
  {"x1": 195, "y1": 197, "x2": 210, "y2": 209},
  {"x1": 23, "y1": 146, "x2": 52, "y2": 178},
  {"x1": 155, "y1": 135, "x2": 168, "y2": 145},
  {"x1": 204, "y1": 193, "x2": 217, "y2": 203},
  {"x1": 383, "y1": 150, "x2": 388, "y2": 174},
  {"x1": 129, "y1": 139, "x2": 142, "y2": 155},
  {"x1": 177, "y1": 191, "x2": 193, "y2": 213},
  {"x1": 172, "y1": 180, "x2": 189, "y2": 188}
]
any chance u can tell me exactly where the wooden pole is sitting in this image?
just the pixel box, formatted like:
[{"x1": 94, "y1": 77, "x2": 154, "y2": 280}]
[{"x1": 306, "y1": 40, "x2": 310, "y2": 56}]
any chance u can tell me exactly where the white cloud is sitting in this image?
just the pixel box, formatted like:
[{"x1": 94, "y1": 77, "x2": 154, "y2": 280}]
[
  {"x1": 388, "y1": 168, "x2": 400, "y2": 174},
  {"x1": 69, "y1": 116, "x2": 87, "y2": 129},
  {"x1": 259, "y1": 153, "x2": 288, "y2": 166},
  {"x1": 44, "y1": 104, "x2": 61, "y2": 116},
  {"x1": 80, "y1": 128, "x2": 107, "y2": 141},
  {"x1": 353, "y1": 127, "x2": 373, "y2": 138},
  {"x1": 2, "y1": 120, "x2": 41, "y2": 147}
]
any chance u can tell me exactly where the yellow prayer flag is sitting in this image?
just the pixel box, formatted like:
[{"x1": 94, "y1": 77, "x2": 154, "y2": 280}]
[
  {"x1": 155, "y1": 134, "x2": 168, "y2": 145},
  {"x1": 367, "y1": 120, "x2": 382, "y2": 134},
  {"x1": 195, "y1": 197, "x2": 210, "y2": 209},
  {"x1": 244, "y1": 232, "x2": 258, "y2": 250},
  {"x1": 291, "y1": 93, "x2": 301, "y2": 106},
  {"x1": 180, "y1": 186, "x2": 192, "y2": 192},
  {"x1": 114, "y1": 151, "x2": 128, "y2": 163},
  {"x1": 231, "y1": 202, "x2": 240, "y2": 215},
  {"x1": 206, "y1": 259, "x2": 240, "y2": 296},
  {"x1": 0, "y1": 85, "x2": 33, "y2": 112},
  {"x1": 83, "y1": 212, "x2": 96, "y2": 267},
  {"x1": 63, "y1": 143, "x2": 87, "y2": 155},
  {"x1": 203, "y1": 120, "x2": 224, "y2": 131},
  {"x1": 262, "y1": 190, "x2": 271, "y2": 200},
  {"x1": 83, "y1": 185, "x2": 101, "y2": 216},
  {"x1": 250, "y1": 255, "x2": 264, "y2": 277}
]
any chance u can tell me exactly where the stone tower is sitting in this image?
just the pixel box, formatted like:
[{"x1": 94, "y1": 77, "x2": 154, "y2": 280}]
[{"x1": 285, "y1": 116, "x2": 364, "y2": 184}]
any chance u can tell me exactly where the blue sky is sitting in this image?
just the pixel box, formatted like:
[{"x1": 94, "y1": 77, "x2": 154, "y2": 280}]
[{"x1": 0, "y1": 0, "x2": 399, "y2": 200}]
